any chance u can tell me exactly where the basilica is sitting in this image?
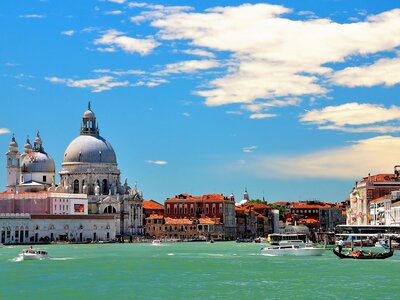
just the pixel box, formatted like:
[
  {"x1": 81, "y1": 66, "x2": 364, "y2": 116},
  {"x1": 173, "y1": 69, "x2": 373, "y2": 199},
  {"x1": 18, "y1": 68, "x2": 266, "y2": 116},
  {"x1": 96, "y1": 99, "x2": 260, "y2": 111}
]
[{"x1": 2, "y1": 102, "x2": 143, "y2": 241}]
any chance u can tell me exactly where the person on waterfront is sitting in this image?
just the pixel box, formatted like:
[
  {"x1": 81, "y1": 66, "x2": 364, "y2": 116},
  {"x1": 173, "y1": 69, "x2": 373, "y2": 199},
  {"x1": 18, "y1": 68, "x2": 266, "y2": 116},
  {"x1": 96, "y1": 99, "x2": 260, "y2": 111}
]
[{"x1": 338, "y1": 239, "x2": 344, "y2": 253}]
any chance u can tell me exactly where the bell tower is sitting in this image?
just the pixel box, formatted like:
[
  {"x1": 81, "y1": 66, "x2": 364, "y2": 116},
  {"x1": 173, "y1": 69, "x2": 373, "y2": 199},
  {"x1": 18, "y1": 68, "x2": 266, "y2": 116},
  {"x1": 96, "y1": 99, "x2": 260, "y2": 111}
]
[{"x1": 6, "y1": 134, "x2": 20, "y2": 192}]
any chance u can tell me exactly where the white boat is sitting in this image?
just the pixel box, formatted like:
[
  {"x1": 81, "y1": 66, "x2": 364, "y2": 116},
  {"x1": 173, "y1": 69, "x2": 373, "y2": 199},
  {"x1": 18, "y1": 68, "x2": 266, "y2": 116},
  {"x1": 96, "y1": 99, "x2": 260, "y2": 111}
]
[
  {"x1": 261, "y1": 240, "x2": 325, "y2": 256},
  {"x1": 21, "y1": 248, "x2": 48, "y2": 260},
  {"x1": 151, "y1": 240, "x2": 162, "y2": 246}
]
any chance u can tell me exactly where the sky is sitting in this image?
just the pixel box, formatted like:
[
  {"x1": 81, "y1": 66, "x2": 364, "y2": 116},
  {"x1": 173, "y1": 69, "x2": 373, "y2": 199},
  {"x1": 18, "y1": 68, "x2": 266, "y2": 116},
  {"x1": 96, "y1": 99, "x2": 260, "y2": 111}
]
[{"x1": 1, "y1": 0, "x2": 400, "y2": 204}]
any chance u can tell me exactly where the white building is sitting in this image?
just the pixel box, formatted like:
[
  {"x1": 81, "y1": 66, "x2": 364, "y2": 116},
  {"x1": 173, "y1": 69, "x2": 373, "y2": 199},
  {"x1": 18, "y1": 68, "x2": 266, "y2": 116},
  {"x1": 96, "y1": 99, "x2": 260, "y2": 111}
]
[{"x1": 0, "y1": 213, "x2": 115, "y2": 244}]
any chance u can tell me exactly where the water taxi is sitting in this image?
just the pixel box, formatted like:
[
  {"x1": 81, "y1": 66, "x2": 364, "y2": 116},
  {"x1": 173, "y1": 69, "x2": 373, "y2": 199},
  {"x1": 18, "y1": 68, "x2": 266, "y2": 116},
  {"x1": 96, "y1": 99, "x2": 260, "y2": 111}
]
[
  {"x1": 21, "y1": 248, "x2": 48, "y2": 260},
  {"x1": 261, "y1": 240, "x2": 325, "y2": 256}
]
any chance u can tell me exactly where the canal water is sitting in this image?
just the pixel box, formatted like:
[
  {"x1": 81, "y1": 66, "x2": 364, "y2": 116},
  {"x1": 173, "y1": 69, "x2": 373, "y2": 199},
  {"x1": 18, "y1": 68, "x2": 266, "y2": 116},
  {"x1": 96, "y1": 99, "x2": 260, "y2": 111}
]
[{"x1": 0, "y1": 242, "x2": 398, "y2": 299}]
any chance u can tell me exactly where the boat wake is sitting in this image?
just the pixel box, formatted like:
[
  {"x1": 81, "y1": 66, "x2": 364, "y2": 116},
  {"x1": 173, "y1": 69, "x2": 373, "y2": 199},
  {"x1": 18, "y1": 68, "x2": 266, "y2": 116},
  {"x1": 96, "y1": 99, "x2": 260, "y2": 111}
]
[
  {"x1": 167, "y1": 253, "x2": 175, "y2": 256},
  {"x1": 10, "y1": 255, "x2": 24, "y2": 262},
  {"x1": 49, "y1": 257, "x2": 75, "y2": 261}
]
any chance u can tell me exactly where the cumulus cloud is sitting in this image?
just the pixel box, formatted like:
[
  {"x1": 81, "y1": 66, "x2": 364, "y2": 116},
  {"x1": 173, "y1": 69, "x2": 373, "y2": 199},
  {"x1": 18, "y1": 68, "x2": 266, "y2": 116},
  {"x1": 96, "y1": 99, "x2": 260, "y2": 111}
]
[
  {"x1": 155, "y1": 60, "x2": 220, "y2": 76},
  {"x1": 150, "y1": 4, "x2": 400, "y2": 106},
  {"x1": 0, "y1": 128, "x2": 10, "y2": 135},
  {"x1": 242, "y1": 136, "x2": 400, "y2": 179},
  {"x1": 45, "y1": 76, "x2": 129, "y2": 92},
  {"x1": 145, "y1": 160, "x2": 168, "y2": 165},
  {"x1": 331, "y1": 56, "x2": 400, "y2": 87},
  {"x1": 94, "y1": 29, "x2": 159, "y2": 55},
  {"x1": 300, "y1": 102, "x2": 400, "y2": 132}
]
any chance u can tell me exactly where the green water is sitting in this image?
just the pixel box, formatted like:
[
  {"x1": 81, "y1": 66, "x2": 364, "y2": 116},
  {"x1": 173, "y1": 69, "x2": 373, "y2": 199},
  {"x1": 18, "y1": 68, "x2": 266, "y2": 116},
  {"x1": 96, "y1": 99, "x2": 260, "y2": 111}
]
[{"x1": 0, "y1": 242, "x2": 398, "y2": 299}]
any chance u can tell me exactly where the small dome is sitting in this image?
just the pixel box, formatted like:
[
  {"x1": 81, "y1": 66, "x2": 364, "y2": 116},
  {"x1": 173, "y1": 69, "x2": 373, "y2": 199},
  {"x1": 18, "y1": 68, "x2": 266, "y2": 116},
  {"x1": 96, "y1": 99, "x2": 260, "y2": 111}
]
[
  {"x1": 24, "y1": 137, "x2": 32, "y2": 153},
  {"x1": 34, "y1": 132, "x2": 42, "y2": 146},
  {"x1": 8, "y1": 135, "x2": 18, "y2": 152},
  {"x1": 83, "y1": 109, "x2": 95, "y2": 119},
  {"x1": 62, "y1": 135, "x2": 117, "y2": 164},
  {"x1": 21, "y1": 151, "x2": 55, "y2": 173}
]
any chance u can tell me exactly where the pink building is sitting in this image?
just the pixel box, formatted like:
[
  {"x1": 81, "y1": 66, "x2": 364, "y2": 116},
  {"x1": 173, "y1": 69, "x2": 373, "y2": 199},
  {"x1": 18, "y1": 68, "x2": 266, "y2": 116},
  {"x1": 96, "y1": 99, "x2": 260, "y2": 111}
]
[{"x1": 0, "y1": 192, "x2": 88, "y2": 215}]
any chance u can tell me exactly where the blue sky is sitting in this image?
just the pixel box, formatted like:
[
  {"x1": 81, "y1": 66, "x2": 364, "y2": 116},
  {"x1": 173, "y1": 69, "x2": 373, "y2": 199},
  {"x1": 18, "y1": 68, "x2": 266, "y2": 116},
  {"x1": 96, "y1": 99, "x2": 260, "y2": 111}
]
[{"x1": 1, "y1": 0, "x2": 400, "y2": 203}]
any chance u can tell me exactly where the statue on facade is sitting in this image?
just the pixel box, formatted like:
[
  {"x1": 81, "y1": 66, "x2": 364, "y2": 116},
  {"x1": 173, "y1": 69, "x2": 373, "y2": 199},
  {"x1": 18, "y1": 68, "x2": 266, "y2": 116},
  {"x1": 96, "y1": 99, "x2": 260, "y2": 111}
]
[{"x1": 95, "y1": 182, "x2": 100, "y2": 195}]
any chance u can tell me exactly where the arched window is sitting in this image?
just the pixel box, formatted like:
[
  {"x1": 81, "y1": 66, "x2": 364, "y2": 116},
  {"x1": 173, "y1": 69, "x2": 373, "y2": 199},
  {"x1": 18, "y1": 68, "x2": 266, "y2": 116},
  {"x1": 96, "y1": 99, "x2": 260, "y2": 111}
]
[
  {"x1": 103, "y1": 206, "x2": 116, "y2": 213},
  {"x1": 73, "y1": 179, "x2": 79, "y2": 194},
  {"x1": 102, "y1": 179, "x2": 108, "y2": 195}
]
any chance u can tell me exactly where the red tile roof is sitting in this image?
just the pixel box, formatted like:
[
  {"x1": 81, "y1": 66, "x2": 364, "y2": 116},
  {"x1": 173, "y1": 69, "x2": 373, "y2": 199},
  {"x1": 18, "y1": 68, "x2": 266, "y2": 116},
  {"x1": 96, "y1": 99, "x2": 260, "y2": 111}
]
[
  {"x1": 164, "y1": 217, "x2": 193, "y2": 225},
  {"x1": 361, "y1": 174, "x2": 397, "y2": 182},
  {"x1": 143, "y1": 200, "x2": 164, "y2": 210},
  {"x1": 146, "y1": 214, "x2": 164, "y2": 220}
]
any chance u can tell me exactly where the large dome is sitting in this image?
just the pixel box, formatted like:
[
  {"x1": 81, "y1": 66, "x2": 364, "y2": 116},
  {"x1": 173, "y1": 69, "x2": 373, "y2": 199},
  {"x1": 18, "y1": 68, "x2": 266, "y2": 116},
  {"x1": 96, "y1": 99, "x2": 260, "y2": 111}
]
[
  {"x1": 21, "y1": 151, "x2": 55, "y2": 173},
  {"x1": 62, "y1": 135, "x2": 117, "y2": 164}
]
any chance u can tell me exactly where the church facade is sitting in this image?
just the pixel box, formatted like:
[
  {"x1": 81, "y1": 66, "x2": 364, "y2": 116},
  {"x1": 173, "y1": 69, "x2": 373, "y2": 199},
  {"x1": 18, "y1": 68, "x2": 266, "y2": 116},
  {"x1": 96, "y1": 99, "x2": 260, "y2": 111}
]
[{"x1": 3, "y1": 102, "x2": 144, "y2": 242}]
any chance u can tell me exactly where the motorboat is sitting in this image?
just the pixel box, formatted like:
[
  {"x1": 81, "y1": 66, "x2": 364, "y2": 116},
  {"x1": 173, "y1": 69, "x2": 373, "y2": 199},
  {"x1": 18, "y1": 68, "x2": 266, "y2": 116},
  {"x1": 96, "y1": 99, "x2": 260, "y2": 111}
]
[
  {"x1": 261, "y1": 240, "x2": 325, "y2": 256},
  {"x1": 21, "y1": 248, "x2": 48, "y2": 260},
  {"x1": 151, "y1": 239, "x2": 162, "y2": 246}
]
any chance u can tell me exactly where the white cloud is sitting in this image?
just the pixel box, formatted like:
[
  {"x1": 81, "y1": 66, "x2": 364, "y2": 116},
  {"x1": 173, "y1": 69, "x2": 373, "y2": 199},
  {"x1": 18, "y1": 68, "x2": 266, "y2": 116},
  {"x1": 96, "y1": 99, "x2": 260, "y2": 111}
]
[
  {"x1": 105, "y1": 10, "x2": 123, "y2": 15},
  {"x1": 225, "y1": 111, "x2": 243, "y2": 115},
  {"x1": 129, "y1": 3, "x2": 193, "y2": 24},
  {"x1": 150, "y1": 4, "x2": 400, "y2": 106},
  {"x1": 17, "y1": 84, "x2": 36, "y2": 91},
  {"x1": 107, "y1": 0, "x2": 125, "y2": 3},
  {"x1": 182, "y1": 48, "x2": 215, "y2": 58},
  {"x1": 19, "y1": 14, "x2": 46, "y2": 18},
  {"x1": 242, "y1": 98, "x2": 301, "y2": 113},
  {"x1": 249, "y1": 113, "x2": 277, "y2": 119},
  {"x1": 182, "y1": 112, "x2": 190, "y2": 117},
  {"x1": 0, "y1": 128, "x2": 10, "y2": 135},
  {"x1": 45, "y1": 76, "x2": 129, "y2": 92},
  {"x1": 61, "y1": 30, "x2": 75, "y2": 36},
  {"x1": 241, "y1": 136, "x2": 400, "y2": 179},
  {"x1": 331, "y1": 56, "x2": 400, "y2": 87},
  {"x1": 94, "y1": 29, "x2": 159, "y2": 55},
  {"x1": 155, "y1": 59, "x2": 220, "y2": 76},
  {"x1": 243, "y1": 146, "x2": 257, "y2": 153},
  {"x1": 5, "y1": 62, "x2": 19, "y2": 67},
  {"x1": 145, "y1": 160, "x2": 168, "y2": 165},
  {"x1": 93, "y1": 68, "x2": 145, "y2": 76},
  {"x1": 300, "y1": 103, "x2": 400, "y2": 132}
]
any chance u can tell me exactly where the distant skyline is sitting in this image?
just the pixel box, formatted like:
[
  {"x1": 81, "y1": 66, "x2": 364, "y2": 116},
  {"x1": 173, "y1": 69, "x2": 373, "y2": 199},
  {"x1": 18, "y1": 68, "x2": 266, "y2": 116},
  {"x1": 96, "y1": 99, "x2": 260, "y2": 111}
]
[{"x1": 1, "y1": 0, "x2": 400, "y2": 203}]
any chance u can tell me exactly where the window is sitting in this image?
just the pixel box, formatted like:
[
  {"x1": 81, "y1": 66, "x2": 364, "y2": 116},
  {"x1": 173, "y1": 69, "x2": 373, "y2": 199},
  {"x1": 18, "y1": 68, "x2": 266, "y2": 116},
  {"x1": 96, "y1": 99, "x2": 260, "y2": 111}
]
[
  {"x1": 167, "y1": 205, "x2": 170, "y2": 215},
  {"x1": 43, "y1": 175, "x2": 47, "y2": 182},
  {"x1": 73, "y1": 179, "x2": 79, "y2": 194}
]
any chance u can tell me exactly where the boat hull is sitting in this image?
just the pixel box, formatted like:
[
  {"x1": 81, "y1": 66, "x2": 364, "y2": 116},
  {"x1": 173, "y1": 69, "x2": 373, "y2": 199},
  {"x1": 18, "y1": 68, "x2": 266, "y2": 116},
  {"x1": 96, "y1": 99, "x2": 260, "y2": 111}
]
[
  {"x1": 22, "y1": 254, "x2": 48, "y2": 260},
  {"x1": 261, "y1": 247, "x2": 325, "y2": 256},
  {"x1": 332, "y1": 248, "x2": 393, "y2": 259}
]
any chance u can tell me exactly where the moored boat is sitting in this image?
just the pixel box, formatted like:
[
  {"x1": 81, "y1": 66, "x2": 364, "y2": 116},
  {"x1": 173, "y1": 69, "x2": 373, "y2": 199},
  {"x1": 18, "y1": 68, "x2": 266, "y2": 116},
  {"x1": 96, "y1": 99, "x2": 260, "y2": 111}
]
[
  {"x1": 151, "y1": 239, "x2": 162, "y2": 246},
  {"x1": 21, "y1": 248, "x2": 48, "y2": 260}
]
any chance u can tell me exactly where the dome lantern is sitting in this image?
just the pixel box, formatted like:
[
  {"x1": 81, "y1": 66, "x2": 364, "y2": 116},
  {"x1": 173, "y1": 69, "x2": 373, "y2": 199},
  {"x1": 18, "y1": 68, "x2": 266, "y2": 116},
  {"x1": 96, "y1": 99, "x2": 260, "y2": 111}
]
[{"x1": 81, "y1": 101, "x2": 99, "y2": 135}]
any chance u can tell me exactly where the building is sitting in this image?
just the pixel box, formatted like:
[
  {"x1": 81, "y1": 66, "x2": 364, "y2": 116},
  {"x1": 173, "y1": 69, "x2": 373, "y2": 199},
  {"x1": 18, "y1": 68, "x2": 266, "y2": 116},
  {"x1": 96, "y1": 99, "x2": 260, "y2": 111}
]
[
  {"x1": 164, "y1": 193, "x2": 236, "y2": 240},
  {"x1": 1, "y1": 102, "x2": 144, "y2": 243},
  {"x1": 348, "y1": 172, "x2": 400, "y2": 225},
  {"x1": 57, "y1": 102, "x2": 144, "y2": 236},
  {"x1": 0, "y1": 213, "x2": 115, "y2": 244}
]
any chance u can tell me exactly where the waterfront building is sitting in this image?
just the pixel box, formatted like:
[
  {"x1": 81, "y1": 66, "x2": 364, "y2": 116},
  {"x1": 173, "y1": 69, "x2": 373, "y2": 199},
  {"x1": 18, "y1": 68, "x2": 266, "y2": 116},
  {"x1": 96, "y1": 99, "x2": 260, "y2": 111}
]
[
  {"x1": 57, "y1": 102, "x2": 144, "y2": 236},
  {"x1": 348, "y1": 172, "x2": 400, "y2": 225},
  {"x1": 369, "y1": 190, "x2": 400, "y2": 225},
  {"x1": 0, "y1": 213, "x2": 115, "y2": 244},
  {"x1": 1, "y1": 102, "x2": 144, "y2": 244},
  {"x1": 143, "y1": 200, "x2": 164, "y2": 236},
  {"x1": 163, "y1": 193, "x2": 236, "y2": 240},
  {"x1": 0, "y1": 191, "x2": 88, "y2": 215}
]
